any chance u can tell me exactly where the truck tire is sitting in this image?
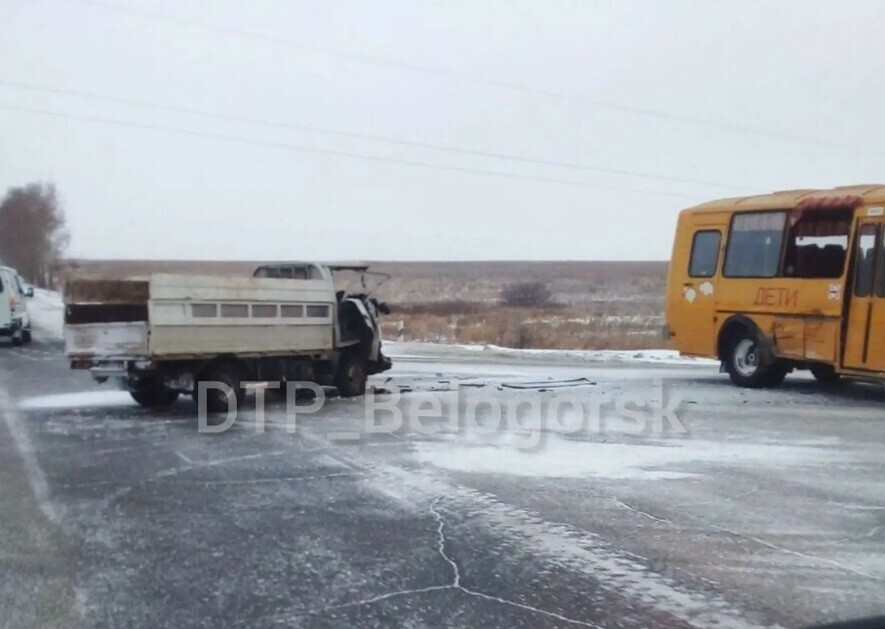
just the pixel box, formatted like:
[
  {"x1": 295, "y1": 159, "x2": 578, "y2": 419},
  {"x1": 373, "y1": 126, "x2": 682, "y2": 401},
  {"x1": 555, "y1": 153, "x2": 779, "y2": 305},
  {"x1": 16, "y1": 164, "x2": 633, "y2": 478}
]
[
  {"x1": 22, "y1": 326, "x2": 32, "y2": 344},
  {"x1": 335, "y1": 353, "x2": 368, "y2": 397},
  {"x1": 811, "y1": 365, "x2": 842, "y2": 386},
  {"x1": 724, "y1": 329, "x2": 780, "y2": 388},
  {"x1": 130, "y1": 379, "x2": 179, "y2": 408},
  {"x1": 194, "y1": 361, "x2": 246, "y2": 414}
]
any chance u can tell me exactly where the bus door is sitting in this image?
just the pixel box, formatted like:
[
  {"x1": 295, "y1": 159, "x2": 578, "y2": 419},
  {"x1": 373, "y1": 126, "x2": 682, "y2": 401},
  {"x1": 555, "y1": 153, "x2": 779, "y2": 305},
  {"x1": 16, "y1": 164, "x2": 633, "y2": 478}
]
[
  {"x1": 670, "y1": 223, "x2": 726, "y2": 356},
  {"x1": 843, "y1": 217, "x2": 885, "y2": 371}
]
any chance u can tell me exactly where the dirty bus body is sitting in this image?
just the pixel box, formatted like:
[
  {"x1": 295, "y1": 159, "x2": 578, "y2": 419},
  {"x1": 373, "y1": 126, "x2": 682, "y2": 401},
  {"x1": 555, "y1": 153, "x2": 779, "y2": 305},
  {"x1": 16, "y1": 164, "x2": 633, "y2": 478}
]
[
  {"x1": 665, "y1": 185, "x2": 885, "y2": 388},
  {"x1": 64, "y1": 263, "x2": 392, "y2": 412}
]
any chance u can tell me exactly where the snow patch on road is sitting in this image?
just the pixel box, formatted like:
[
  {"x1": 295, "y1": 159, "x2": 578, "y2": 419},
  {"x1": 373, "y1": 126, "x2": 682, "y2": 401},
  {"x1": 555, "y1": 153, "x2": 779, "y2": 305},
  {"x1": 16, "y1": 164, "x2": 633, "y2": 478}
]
[
  {"x1": 413, "y1": 435, "x2": 835, "y2": 480},
  {"x1": 20, "y1": 390, "x2": 136, "y2": 410},
  {"x1": 386, "y1": 340, "x2": 717, "y2": 366}
]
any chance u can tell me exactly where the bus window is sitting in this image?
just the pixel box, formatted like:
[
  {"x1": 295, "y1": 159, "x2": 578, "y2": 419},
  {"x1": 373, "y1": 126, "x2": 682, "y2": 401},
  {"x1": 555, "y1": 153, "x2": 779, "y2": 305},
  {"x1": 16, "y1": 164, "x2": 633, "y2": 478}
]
[
  {"x1": 724, "y1": 211, "x2": 787, "y2": 278},
  {"x1": 877, "y1": 229, "x2": 885, "y2": 298},
  {"x1": 783, "y1": 210, "x2": 850, "y2": 278},
  {"x1": 688, "y1": 231, "x2": 721, "y2": 277},
  {"x1": 853, "y1": 225, "x2": 878, "y2": 297}
]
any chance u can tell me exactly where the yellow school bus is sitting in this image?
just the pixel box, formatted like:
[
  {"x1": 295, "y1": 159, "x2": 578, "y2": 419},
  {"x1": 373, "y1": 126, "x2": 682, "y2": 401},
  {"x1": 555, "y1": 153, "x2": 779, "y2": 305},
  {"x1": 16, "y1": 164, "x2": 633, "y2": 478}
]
[{"x1": 665, "y1": 185, "x2": 885, "y2": 387}]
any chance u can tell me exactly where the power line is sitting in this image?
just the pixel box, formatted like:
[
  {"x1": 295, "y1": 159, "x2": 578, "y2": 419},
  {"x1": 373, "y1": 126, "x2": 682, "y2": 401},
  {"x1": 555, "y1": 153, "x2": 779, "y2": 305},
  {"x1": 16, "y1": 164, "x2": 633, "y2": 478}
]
[
  {"x1": 0, "y1": 102, "x2": 708, "y2": 200},
  {"x1": 0, "y1": 79, "x2": 751, "y2": 192},
  {"x1": 57, "y1": 0, "x2": 881, "y2": 156}
]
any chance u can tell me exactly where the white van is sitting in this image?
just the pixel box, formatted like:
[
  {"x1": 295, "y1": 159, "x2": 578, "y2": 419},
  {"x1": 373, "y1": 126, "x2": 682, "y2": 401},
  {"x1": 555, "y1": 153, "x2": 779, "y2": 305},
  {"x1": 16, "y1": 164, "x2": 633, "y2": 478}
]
[{"x1": 0, "y1": 266, "x2": 34, "y2": 345}]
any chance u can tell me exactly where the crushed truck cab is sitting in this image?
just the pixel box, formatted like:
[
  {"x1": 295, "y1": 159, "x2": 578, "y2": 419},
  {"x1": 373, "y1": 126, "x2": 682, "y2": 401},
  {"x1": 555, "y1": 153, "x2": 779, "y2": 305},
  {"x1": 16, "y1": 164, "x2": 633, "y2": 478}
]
[{"x1": 64, "y1": 262, "x2": 391, "y2": 413}]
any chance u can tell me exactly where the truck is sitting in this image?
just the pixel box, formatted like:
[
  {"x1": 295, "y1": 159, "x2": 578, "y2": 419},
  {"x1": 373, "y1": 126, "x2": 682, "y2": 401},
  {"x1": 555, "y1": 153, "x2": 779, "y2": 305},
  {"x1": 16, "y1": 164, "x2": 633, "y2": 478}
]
[{"x1": 64, "y1": 262, "x2": 392, "y2": 413}]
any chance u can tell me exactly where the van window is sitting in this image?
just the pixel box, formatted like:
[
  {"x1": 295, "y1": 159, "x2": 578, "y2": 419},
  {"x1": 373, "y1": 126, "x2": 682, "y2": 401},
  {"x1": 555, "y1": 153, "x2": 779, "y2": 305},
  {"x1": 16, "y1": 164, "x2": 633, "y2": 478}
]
[
  {"x1": 688, "y1": 231, "x2": 721, "y2": 278},
  {"x1": 724, "y1": 211, "x2": 787, "y2": 278},
  {"x1": 853, "y1": 225, "x2": 878, "y2": 298},
  {"x1": 0, "y1": 270, "x2": 12, "y2": 294}
]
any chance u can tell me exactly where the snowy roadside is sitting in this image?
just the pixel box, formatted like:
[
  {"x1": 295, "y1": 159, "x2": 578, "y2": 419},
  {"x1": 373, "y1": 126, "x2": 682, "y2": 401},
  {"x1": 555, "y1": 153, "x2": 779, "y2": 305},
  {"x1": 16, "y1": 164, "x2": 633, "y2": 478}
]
[
  {"x1": 23, "y1": 289, "x2": 713, "y2": 366},
  {"x1": 384, "y1": 340, "x2": 718, "y2": 366},
  {"x1": 28, "y1": 288, "x2": 64, "y2": 341}
]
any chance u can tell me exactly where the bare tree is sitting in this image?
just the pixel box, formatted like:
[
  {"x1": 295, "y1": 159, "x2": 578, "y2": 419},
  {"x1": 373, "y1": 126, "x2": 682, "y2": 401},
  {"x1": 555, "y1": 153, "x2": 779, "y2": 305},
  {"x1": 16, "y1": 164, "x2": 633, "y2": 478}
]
[
  {"x1": 0, "y1": 183, "x2": 69, "y2": 287},
  {"x1": 500, "y1": 281, "x2": 553, "y2": 307}
]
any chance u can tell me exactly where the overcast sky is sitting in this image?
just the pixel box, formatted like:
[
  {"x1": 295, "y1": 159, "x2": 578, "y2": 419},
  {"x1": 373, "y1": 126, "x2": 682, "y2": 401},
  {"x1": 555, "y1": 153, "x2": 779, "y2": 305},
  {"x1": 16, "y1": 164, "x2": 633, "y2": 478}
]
[{"x1": 1, "y1": 0, "x2": 884, "y2": 261}]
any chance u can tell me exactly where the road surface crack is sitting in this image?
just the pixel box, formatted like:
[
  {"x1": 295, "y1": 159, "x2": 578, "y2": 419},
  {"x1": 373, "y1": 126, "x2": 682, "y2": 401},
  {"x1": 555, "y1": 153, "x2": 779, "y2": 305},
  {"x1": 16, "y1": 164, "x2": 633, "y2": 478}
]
[
  {"x1": 315, "y1": 498, "x2": 598, "y2": 626},
  {"x1": 430, "y1": 497, "x2": 600, "y2": 627}
]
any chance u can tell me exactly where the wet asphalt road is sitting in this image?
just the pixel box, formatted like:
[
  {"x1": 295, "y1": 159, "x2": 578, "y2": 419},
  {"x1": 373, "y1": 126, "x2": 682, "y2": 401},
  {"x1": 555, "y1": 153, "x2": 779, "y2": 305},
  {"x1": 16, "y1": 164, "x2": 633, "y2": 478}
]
[{"x1": 0, "y1": 333, "x2": 883, "y2": 628}]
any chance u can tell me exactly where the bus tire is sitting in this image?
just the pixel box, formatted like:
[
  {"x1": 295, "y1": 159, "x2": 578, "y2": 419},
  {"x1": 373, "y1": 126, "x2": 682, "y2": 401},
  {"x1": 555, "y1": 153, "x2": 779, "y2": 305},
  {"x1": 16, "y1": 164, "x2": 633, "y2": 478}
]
[
  {"x1": 810, "y1": 365, "x2": 842, "y2": 387},
  {"x1": 335, "y1": 352, "x2": 368, "y2": 397},
  {"x1": 724, "y1": 328, "x2": 778, "y2": 388}
]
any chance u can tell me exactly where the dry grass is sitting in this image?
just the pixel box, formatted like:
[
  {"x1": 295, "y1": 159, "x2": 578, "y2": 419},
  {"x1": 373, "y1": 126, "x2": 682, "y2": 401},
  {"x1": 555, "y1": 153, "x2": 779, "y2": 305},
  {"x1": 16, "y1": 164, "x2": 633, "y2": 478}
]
[
  {"x1": 383, "y1": 302, "x2": 665, "y2": 350},
  {"x1": 58, "y1": 259, "x2": 670, "y2": 350}
]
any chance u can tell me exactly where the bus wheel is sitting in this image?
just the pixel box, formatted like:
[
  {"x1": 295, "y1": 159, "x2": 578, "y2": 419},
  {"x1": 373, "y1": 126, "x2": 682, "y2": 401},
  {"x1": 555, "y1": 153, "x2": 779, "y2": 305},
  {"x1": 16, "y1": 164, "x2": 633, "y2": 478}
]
[
  {"x1": 725, "y1": 331, "x2": 777, "y2": 388},
  {"x1": 810, "y1": 365, "x2": 842, "y2": 387}
]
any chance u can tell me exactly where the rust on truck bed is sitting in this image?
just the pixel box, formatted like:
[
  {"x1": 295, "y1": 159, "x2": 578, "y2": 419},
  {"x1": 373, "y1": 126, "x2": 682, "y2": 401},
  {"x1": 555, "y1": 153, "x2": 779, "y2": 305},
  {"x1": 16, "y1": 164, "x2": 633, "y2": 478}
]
[{"x1": 65, "y1": 278, "x2": 150, "y2": 304}]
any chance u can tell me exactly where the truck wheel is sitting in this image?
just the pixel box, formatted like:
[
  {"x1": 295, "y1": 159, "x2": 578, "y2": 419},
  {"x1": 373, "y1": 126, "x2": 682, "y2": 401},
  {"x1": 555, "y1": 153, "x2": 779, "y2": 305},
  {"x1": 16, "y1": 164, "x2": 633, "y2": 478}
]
[
  {"x1": 811, "y1": 365, "x2": 842, "y2": 386},
  {"x1": 11, "y1": 324, "x2": 23, "y2": 346},
  {"x1": 130, "y1": 379, "x2": 179, "y2": 408},
  {"x1": 194, "y1": 362, "x2": 246, "y2": 414},
  {"x1": 335, "y1": 353, "x2": 368, "y2": 397},
  {"x1": 725, "y1": 330, "x2": 779, "y2": 388},
  {"x1": 22, "y1": 327, "x2": 32, "y2": 344}
]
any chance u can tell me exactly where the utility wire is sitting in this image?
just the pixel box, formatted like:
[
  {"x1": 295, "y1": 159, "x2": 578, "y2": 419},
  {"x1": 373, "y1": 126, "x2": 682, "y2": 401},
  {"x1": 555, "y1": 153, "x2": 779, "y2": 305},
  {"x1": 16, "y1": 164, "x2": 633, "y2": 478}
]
[
  {"x1": 57, "y1": 0, "x2": 880, "y2": 156},
  {"x1": 0, "y1": 102, "x2": 708, "y2": 200},
  {"x1": 0, "y1": 79, "x2": 751, "y2": 192}
]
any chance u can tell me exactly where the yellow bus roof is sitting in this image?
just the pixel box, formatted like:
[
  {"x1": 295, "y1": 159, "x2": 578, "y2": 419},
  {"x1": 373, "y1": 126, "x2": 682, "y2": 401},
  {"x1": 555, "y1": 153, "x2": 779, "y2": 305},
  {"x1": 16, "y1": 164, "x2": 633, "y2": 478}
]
[{"x1": 685, "y1": 184, "x2": 885, "y2": 214}]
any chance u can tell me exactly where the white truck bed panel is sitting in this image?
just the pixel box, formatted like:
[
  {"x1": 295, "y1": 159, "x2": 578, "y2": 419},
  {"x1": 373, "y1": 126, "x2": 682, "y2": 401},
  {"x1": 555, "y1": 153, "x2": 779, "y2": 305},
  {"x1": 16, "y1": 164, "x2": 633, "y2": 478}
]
[
  {"x1": 65, "y1": 322, "x2": 149, "y2": 358},
  {"x1": 144, "y1": 273, "x2": 337, "y2": 357},
  {"x1": 149, "y1": 324, "x2": 334, "y2": 356},
  {"x1": 148, "y1": 273, "x2": 334, "y2": 304},
  {"x1": 66, "y1": 271, "x2": 343, "y2": 360}
]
